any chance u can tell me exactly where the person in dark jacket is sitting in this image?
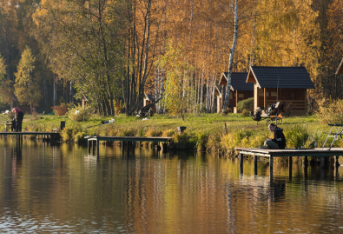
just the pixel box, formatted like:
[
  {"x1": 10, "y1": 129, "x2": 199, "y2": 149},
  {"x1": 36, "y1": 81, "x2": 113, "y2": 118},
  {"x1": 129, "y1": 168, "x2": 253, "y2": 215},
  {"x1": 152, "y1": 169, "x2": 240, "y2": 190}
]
[
  {"x1": 264, "y1": 123, "x2": 286, "y2": 149},
  {"x1": 12, "y1": 107, "x2": 24, "y2": 132}
]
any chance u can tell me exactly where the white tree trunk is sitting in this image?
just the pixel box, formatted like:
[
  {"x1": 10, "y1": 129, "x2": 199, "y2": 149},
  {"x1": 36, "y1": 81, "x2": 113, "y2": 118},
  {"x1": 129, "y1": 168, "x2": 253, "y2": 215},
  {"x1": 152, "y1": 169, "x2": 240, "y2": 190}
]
[{"x1": 223, "y1": 0, "x2": 238, "y2": 111}]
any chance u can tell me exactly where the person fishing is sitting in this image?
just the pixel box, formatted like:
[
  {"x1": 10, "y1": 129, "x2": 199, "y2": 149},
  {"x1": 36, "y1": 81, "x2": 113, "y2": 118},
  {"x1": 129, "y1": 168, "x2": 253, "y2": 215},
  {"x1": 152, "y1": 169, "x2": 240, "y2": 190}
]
[
  {"x1": 12, "y1": 107, "x2": 24, "y2": 132},
  {"x1": 264, "y1": 123, "x2": 286, "y2": 149}
]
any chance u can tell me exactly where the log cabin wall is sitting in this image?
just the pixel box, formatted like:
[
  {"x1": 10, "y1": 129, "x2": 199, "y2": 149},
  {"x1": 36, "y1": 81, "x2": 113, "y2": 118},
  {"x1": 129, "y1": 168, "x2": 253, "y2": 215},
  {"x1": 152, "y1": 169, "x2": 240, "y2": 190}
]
[{"x1": 256, "y1": 88, "x2": 307, "y2": 115}]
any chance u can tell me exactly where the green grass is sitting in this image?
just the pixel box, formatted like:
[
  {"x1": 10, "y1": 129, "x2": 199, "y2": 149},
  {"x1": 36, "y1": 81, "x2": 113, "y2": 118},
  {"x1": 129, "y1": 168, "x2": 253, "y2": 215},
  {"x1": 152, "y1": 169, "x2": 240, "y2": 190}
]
[{"x1": 0, "y1": 113, "x2": 336, "y2": 155}]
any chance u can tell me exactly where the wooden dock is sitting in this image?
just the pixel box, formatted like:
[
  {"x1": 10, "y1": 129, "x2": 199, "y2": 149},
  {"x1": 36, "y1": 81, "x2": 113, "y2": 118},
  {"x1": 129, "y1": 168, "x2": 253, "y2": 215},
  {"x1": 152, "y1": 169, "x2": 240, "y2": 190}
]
[
  {"x1": 0, "y1": 131, "x2": 60, "y2": 143},
  {"x1": 235, "y1": 147, "x2": 343, "y2": 180},
  {"x1": 85, "y1": 135, "x2": 173, "y2": 156}
]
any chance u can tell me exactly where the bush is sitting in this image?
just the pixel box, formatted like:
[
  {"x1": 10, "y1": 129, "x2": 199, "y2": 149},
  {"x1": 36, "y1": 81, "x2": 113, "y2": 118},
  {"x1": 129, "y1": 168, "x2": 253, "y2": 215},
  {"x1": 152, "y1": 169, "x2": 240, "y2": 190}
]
[
  {"x1": 284, "y1": 125, "x2": 309, "y2": 149},
  {"x1": 146, "y1": 128, "x2": 162, "y2": 137},
  {"x1": 69, "y1": 105, "x2": 92, "y2": 122},
  {"x1": 52, "y1": 103, "x2": 67, "y2": 116},
  {"x1": 241, "y1": 109, "x2": 250, "y2": 117},
  {"x1": 237, "y1": 97, "x2": 254, "y2": 112},
  {"x1": 197, "y1": 132, "x2": 209, "y2": 151},
  {"x1": 162, "y1": 129, "x2": 175, "y2": 137},
  {"x1": 316, "y1": 99, "x2": 343, "y2": 124}
]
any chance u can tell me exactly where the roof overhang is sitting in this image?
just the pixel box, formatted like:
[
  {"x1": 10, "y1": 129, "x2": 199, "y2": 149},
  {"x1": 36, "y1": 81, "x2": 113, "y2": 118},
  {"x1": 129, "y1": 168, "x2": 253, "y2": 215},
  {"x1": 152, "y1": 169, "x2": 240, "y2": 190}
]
[
  {"x1": 214, "y1": 86, "x2": 222, "y2": 97},
  {"x1": 219, "y1": 72, "x2": 228, "y2": 86},
  {"x1": 246, "y1": 67, "x2": 261, "y2": 88},
  {"x1": 336, "y1": 58, "x2": 343, "y2": 75},
  {"x1": 143, "y1": 92, "x2": 150, "y2": 100}
]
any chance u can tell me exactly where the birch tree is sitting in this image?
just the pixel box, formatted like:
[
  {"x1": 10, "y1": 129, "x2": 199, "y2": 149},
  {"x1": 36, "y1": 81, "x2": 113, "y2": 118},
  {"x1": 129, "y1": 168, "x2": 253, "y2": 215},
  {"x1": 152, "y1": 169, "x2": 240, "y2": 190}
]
[{"x1": 222, "y1": 0, "x2": 255, "y2": 111}]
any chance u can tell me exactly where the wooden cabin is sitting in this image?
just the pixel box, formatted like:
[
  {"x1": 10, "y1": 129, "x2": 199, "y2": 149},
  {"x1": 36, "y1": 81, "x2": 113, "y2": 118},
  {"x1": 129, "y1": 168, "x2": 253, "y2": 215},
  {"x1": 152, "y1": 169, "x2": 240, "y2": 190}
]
[
  {"x1": 217, "y1": 72, "x2": 253, "y2": 113},
  {"x1": 246, "y1": 66, "x2": 315, "y2": 115},
  {"x1": 143, "y1": 92, "x2": 157, "y2": 112},
  {"x1": 336, "y1": 58, "x2": 343, "y2": 75},
  {"x1": 143, "y1": 93, "x2": 154, "y2": 107}
]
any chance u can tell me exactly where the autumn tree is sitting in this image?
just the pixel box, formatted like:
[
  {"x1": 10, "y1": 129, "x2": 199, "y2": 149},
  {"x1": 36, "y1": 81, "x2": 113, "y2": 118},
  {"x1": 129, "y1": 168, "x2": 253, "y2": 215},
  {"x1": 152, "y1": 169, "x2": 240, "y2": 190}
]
[
  {"x1": 33, "y1": 0, "x2": 128, "y2": 116},
  {"x1": 157, "y1": 41, "x2": 195, "y2": 120},
  {"x1": 14, "y1": 46, "x2": 41, "y2": 112}
]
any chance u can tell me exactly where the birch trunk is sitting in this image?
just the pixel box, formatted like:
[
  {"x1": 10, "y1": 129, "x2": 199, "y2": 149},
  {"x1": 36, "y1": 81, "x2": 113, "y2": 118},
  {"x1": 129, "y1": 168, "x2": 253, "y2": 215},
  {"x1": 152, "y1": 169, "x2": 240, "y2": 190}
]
[{"x1": 223, "y1": 0, "x2": 238, "y2": 111}]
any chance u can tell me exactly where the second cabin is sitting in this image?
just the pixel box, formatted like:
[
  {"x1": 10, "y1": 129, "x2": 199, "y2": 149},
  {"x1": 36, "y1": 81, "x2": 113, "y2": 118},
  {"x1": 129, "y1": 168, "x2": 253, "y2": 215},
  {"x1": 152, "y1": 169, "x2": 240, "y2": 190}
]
[
  {"x1": 217, "y1": 72, "x2": 254, "y2": 113},
  {"x1": 246, "y1": 66, "x2": 315, "y2": 115}
]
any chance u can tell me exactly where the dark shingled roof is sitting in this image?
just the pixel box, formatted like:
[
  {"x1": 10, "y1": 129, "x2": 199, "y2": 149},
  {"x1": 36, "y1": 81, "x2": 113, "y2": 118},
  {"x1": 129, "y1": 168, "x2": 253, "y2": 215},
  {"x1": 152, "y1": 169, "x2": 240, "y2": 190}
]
[
  {"x1": 144, "y1": 93, "x2": 155, "y2": 101},
  {"x1": 223, "y1": 72, "x2": 253, "y2": 91},
  {"x1": 249, "y1": 66, "x2": 314, "y2": 89}
]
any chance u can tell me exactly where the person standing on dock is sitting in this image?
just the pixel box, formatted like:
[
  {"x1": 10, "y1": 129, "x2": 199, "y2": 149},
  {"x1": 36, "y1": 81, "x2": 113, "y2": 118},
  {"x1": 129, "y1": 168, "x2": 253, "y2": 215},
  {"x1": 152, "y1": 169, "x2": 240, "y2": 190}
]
[
  {"x1": 12, "y1": 107, "x2": 24, "y2": 132},
  {"x1": 264, "y1": 123, "x2": 286, "y2": 149}
]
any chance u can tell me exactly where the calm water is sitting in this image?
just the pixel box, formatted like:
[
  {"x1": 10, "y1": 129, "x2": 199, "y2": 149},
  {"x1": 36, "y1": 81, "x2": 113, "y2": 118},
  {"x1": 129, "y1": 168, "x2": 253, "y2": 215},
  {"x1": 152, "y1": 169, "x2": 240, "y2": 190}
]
[{"x1": 0, "y1": 138, "x2": 342, "y2": 233}]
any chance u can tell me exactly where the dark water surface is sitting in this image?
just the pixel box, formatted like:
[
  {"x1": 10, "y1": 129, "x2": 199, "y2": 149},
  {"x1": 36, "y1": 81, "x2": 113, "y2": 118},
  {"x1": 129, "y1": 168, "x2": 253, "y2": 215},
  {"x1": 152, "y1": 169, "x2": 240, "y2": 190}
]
[{"x1": 0, "y1": 139, "x2": 343, "y2": 233}]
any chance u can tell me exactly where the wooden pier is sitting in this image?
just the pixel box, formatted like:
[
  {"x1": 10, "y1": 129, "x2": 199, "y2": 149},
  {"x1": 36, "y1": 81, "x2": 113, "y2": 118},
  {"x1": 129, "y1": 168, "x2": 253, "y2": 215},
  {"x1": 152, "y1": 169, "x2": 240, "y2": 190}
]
[
  {"x1": 0, "y1": 131, "x2": 60, "y2": 143},
  {"x1": 235, "y1": 147, "x2": 343, "y2": 181},
  {"x1": 85, "y1": 135, "x2": 173, "y2": 156}
]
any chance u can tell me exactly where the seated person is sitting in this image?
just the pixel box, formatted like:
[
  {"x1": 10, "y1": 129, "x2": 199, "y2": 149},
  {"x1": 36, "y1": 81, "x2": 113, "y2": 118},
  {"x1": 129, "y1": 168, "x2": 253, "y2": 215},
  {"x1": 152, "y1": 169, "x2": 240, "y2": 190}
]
[{"x1": 264, "y1": 123, "x2": 286, "y2": 149}]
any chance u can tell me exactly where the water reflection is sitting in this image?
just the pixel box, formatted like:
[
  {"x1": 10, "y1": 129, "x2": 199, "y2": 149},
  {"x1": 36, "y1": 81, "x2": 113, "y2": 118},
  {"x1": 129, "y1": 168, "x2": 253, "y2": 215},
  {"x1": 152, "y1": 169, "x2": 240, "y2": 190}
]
[{"x1": 0, "y1": 139, "x2": 342, "y2": 233}]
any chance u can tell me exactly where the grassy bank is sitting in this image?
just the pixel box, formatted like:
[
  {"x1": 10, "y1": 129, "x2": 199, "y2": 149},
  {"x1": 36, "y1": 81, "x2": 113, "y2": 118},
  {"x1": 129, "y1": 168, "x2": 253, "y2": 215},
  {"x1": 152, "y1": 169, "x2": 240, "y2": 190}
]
[{"x1": 0, "y1": 113, "x2": 336, "y2": 156}]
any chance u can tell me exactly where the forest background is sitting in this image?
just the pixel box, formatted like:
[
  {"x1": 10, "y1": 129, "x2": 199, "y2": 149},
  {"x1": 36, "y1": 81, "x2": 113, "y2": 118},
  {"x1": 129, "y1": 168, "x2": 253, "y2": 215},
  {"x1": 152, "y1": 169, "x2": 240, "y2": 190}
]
[{"x1": 0, "y1": 0, "x2": 342, "y2": 116}]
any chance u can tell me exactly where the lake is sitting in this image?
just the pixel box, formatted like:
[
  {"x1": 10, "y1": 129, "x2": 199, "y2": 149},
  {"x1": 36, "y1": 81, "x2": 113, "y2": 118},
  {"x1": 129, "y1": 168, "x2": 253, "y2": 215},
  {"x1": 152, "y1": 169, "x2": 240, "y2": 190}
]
[{"x1": 0, "y1": 138, "x2": 342, "y2": 233}]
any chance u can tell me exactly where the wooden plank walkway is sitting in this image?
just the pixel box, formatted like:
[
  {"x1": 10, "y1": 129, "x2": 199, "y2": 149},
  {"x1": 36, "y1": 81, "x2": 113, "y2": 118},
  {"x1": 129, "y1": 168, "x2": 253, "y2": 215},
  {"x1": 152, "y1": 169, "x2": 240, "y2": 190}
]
[
  {"x1": 235, "y1": 147, "x2": 343, "y2": 181},
  {"x1": 0, "y1": 131, "x2": 59, "y2": 136},
  {"x1": 0, "y1": 131, "x2": 61, "y2": 144},
  {"x1": 85, "y1": 135, "x2": 173, "y2": 156}
]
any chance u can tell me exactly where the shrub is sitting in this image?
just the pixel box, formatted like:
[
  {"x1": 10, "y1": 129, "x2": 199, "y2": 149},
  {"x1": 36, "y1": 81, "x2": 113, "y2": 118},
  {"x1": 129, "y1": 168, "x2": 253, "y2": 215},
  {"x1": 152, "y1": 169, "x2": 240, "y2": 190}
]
[
  {"x1": 146, "y1": 128, "x2": 162, "y2": 137},
  {"x1": 207, "y1": 132, "x2": 222, "y2": 154},
  {"x1": 237, "y1": 97, "x2": 254, "y2": 112},
  {"x1": 197, "y1": 132, "x2": 209, "y2": 151},
  {"x1": 60, "y1": 127, "x2": 73, "y2": 141},
  {"x1": 117, "y1": 128, "x2": 136, "y2": 137},
  {"x1": 241, "y1": 109, "x2": 250, "y2": 117},
  {"x1": 222, "y1": 128, "x2": 255, "y2": 154},
  {"x1": 52, "y1": 103, "x2": 67, "y2": 116},
  {"x1": 69, "y1": 105, "x2": 92, "y2": 122},
  {"x1": 285, "y1": 125, "x2": 309, "y2": 149},
  {"x1": 175, "y1": 132, "x2": 198, "y2": 150},
  {"x1": 162, "y1": 129, "x2": 175, "y2": 137},
  {"x1": 316, "y1": 99, "x2": 343, "y2": 124},
  {"x1": 73, "y1": 131, "x2": 88, "y2": 143}
]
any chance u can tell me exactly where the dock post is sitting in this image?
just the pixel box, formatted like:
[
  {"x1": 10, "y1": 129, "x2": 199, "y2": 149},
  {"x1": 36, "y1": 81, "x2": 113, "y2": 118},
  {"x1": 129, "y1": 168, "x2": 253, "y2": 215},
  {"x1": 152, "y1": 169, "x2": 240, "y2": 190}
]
[
  {"x1": 269, "y1": 156, "x2": 273, "y2": 181},
  {"x1": 96, "y1": 139, "x2": 99, "y2": 157},
  {"x1": 162, "y1": 143, "x2": 168, "y2": 153},
  {"x1": 239, "y1": 153, "x2": 243, "y2": 174},
  {"x1": 253, "y1": 155, "x2": 257, "y2": 175},
  {"x1": 335, "y1": 155, "x2": 340, "y2": 167},
  {"x1": 320, "y1": 156, "x2": 325, "y2": 168},
  {"x1": 92, "y1": 140, "x2": 95, "y2": 155},
  {"x1": 304, "y1": 156, "x2": 308, "y2": 167},
  {"x1": 288, "y1": 157, "x2": 292, "y2": 180}
]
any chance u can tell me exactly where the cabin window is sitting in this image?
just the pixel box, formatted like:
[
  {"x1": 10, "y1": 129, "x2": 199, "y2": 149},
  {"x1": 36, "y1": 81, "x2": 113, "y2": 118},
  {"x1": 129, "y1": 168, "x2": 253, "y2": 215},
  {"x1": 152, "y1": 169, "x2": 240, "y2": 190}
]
[
  {"x1": 239, "y1": 94, "x2": 244, "y2": 98},
  {"x1": 271, "y1": 92, "x2": 277, "y2": 97}
]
